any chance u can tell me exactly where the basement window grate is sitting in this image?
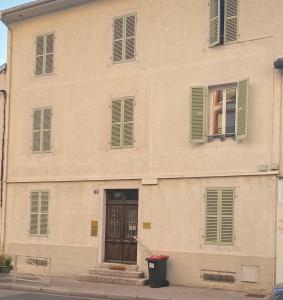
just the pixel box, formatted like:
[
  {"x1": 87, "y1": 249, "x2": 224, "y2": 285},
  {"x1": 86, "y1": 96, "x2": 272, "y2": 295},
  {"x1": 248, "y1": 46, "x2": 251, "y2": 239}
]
[{"x1": 203, "y1": 272, "x2": 235, "y2": 283}]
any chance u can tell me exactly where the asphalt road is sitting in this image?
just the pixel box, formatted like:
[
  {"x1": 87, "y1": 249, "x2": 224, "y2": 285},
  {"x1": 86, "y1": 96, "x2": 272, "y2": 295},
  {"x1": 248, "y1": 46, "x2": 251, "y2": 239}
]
[{"x1": 0, "y1": 290, "x2": 101, "y2": 300}]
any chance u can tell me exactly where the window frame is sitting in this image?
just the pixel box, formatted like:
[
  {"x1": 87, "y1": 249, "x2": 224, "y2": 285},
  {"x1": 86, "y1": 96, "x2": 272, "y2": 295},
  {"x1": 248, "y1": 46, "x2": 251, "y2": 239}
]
[
  {"x1": 112, "y1": 13, "x2": 137, "y2": 64},
  {"x1": 35, "y1": 32, "x2": 55, "y2": 77},
  {"x1": 204, "y1": 187, "x2": 235, "y2": 246},
  {"x1": 32, "y1": 107, "x2": 53, "y2": 154},
  {"x1": 208, "y1": 84, "x2": 237, "y2": 140},
  {"x1": 29, "y1": 190, "x2": 50, "y2": 237}
]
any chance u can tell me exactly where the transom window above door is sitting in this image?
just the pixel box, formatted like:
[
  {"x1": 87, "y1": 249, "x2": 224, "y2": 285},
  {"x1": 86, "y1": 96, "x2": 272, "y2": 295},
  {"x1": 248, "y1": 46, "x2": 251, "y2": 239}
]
[{"x1": 209, "y1": 86, "x2": 236, "y2": 138}]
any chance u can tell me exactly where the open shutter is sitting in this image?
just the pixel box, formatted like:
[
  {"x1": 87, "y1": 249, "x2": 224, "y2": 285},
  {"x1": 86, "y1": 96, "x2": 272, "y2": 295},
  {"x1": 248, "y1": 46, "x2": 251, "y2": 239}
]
[
  {"x1": 123, "y1": 98, "x2": 134, "y2": 147},
  {"x1": 190, "y1": 87, "x2": 206, "y2": 143},
  {"x1": 125, "y1": 15, "x2": 136, "y2": 60},
  {"x1": 220, "y1": 189, "x2": 234, "y2": 244},
  {"x1": 111, "y1": 99, "x2": 122, "y2": 147},
  {"x1": 40, "y1": 192, "x2": 49, "y2": 235},
  {"x1": 32, "y1": 110, "x2": 42, "y2": 152},
  {"x1": 30, "y1": 192, "x2": 39, "y2": 235},
  {"x1": 224, "y1": 0, "x2": 238, "y2": 43},
  {"x1": 42, "y1": 108, "x2": 52, "y2": 152},
  {"x1": 236, "y1": 78, "x2": 248, "y2": 140},
  {"x1": 209, "y1": 0, "x2": 221, "y2": 47},
  {"x1": 205, "y1": 189, "x2": 219, "y2": 243},
  {"x1": 113, "y1": 17, "x2": 124, "y2": 62},
  {"x1": 45, "y1": 33, "x2": 54, "y2": 74},
  {"x1": 35, "y1": 36, "x2": 44, "y2": 75}
]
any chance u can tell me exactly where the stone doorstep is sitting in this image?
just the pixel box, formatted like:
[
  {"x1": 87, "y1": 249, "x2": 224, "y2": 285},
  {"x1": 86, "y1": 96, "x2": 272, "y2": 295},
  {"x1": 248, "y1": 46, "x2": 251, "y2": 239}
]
[
  {"x1": 0, "y1": 283, "x2": 170, "y2": 300},
  {"x1": 79, "y1": 273, "x2": 149, "y2": 286},
  {"x1": 100, "y1": 262, "x2": 139, "y2": 272},
  {"x1": 89, "y1": 267, "x2": 144, "y2": 278}
]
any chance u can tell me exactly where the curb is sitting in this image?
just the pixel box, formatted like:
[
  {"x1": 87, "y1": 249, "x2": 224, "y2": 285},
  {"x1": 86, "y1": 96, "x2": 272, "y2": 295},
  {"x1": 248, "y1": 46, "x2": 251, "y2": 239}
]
[{"x1": 0, "y1": 283, "x2": 171, "y2": 300}]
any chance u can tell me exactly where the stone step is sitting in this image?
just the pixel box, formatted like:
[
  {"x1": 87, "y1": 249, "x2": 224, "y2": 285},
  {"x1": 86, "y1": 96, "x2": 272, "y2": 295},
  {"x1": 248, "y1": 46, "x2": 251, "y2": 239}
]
[
  {"x1": 79, "y1": 273, "x2": 149, "y2": 286},
  {"x1": 89, "y1": 267, "x2": 144, "y2": 278},
  {"x1": 99, "y1": 262, "x2": 139, "y2": 272}
]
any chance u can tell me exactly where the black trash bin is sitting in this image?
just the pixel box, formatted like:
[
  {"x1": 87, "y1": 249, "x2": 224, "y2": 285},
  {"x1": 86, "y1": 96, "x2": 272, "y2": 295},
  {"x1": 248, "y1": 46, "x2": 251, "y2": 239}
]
[{"x1": 145, "y1": 255, "x2": 169, "y2": 288}]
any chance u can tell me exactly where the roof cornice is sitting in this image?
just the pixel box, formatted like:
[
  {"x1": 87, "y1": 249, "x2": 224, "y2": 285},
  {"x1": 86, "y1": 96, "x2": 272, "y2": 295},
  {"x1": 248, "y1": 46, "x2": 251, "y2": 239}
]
[
  {"x1": 0, "y1": 64, "x2": 7, "y2": 74},
  {"x1": 0, "y1": 0, "x2": 94, "y2": 25}
]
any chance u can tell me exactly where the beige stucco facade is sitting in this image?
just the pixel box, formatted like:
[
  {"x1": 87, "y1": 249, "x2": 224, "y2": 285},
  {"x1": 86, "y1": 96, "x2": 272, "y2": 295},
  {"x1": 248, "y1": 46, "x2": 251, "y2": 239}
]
[{"x1": 1, "y1": 0, "x2": 283, "y2": 293}]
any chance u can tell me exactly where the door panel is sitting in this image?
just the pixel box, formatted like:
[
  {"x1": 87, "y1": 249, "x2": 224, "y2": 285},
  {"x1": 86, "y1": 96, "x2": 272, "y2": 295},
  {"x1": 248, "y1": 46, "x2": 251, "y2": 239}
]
[{"x1": 105, "y1": 190, "x2": 138, "y2": 264}]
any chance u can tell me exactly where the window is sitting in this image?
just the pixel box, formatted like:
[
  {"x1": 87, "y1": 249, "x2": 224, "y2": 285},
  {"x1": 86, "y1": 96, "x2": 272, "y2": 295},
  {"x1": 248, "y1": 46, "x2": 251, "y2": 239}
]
[
  {"x1": 209, "y1": 86, "x2": 236, "y2": 138},
  {"x1": 189, "y1": 79, "x2": 248, "y2": 143},
  {"x1": 113, "y1": 14, "x2": 136, "y2": 63},
  {"x1": 205, "y1": 188, "x2": 235, "y2": 245},
  {"x1": 30, "y1": 191, "x2": 49, "y2": 236},
  {"x1": 32, "y1": 108, "x2": 52, "y2": 153},
  {"x1": 111, "y1": 97, "x2": 134, "y2": 148},
  {"x1": 35, "y1": 33, "x2": 54, "y2": 75},
  {"x1": 209, "y1": 0, "x2": 238, "y2": 47}
]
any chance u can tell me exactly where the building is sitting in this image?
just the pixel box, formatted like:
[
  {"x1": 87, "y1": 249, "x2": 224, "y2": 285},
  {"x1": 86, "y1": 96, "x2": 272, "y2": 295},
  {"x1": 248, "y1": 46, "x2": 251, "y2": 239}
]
[{"x1": 0, "y1": 0, "x2": 283, "y2": 293}]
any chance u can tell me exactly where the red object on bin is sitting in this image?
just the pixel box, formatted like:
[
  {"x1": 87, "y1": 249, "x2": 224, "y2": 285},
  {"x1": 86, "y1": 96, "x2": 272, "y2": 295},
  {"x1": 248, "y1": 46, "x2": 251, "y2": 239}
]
[{"x1": 146, "y1": 255, "x2": 169, "y2": 261}]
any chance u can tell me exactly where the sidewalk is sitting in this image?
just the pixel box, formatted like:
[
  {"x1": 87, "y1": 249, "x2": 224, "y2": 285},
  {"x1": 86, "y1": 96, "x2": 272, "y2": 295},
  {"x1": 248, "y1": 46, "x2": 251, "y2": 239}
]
[{"x1": 0, "y1": 276, "x2": 268, "y2": 300}]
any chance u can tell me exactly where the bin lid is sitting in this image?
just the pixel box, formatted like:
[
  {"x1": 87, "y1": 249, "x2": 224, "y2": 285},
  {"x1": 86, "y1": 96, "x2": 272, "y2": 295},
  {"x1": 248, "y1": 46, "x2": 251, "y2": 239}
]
[{"x1": 145, "y1": 255, "x2": 169, "y2": 261}]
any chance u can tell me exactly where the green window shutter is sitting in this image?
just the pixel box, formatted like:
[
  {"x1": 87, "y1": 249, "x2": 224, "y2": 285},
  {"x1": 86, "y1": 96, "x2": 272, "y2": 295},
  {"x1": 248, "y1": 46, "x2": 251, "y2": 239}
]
[
  {"x1": 30, "y1": 192, "x2": 40, "y2": 235},
  {"x1": 236, "y1": 78, "x2": 249, "y2": 140},
  {"x1": 209, "y1": 0, "x2": 221, "y2": 47},
  {"x1": 32, "y1": 110, "x2": 42, "y2": 152},
  {"x1": 190, "y1": 87, "x2": 206, "y2": 143},
  {"x1": 113, "y1": 17, "x2": 124, "y2": 62},
  {"x1": 123, "y1": 98, "x2": 134, "y2": 146},
  {"x1": 125, "y1": 15, "x2": 136, "y2": 60},
  {"x1": 45, "y1": 33, "x2": 54, "y2": 74},
  {"x1": 205, "y1": 188, "x2": 219, "y2": 243},
  {"x1": 224, "y1": 0, "x2": 238, "y2": 43},
  {"x1": 111, "y1": 99, "x2": 122, "y2": 147},
  {"x1": 220, "y1": 188, "x2": 234, "y2": 244},
  {"x1": 42, "y1": 108, "x2": 52, "y2": 152},
  {"x1": 35, "y1": 35, "x2": 44, "y2": 75},
  {"x1": 40, "y1": 192, "x2": 49, "y2": 235}
]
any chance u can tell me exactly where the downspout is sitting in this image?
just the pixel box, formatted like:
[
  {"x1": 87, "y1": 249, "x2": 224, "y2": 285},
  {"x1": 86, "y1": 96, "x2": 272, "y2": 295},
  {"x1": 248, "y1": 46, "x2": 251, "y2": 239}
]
[{"x1": 0, "y1": 24, "x2": 12, "y2": 254}]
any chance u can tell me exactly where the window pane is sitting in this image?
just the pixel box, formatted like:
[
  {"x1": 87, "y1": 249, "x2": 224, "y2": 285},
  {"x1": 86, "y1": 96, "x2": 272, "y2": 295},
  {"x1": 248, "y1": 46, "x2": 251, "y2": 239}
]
[
  {"x1": 125, "y1": 190, "x2": 138, "y2": 201},
  {"x1": 225, "y1": 88, "x2": 236, "y2": 134},
  {"x1": 107, "y1": 190, "x2": 123, "y2": 201},
  {"x1": 213, "y1": 90, "x2": 223, "y2": 135}
]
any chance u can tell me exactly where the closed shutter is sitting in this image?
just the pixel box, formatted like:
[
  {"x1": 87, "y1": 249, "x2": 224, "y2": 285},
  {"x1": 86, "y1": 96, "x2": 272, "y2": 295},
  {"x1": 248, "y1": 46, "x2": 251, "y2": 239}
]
[
  {"x1": 30, "y1": 192, "x2": 39, "y2": 235},
  {"x1": 43, "y1": 108, "x2": 52, "y2": 152},
  {"x1": 45, "y1": 33, "x2": 54, "y2": 74},
  {"x1": 205, "y1": 189, "x2": 219, "y2": 243},
  {"x1": 125, "y1": 15, "x2": 136, "y2": 60},
  {"x1": 190, "y1": 87, "x2": 206, "y2": 143},
  {"x1": 209, "y1": 0, "x2": 221, "y2": 47},
  {"x1": 224, "y1": 0, "x2": 238, "y2": 43},
  {"x1": 35, "y1": 36, "x2": 44, "y2": 75},
  {"x1": 123, "y1": 98, "x2": 134, "y2": 146},
  {"x1": 40, "y1": 192, "x2": 49, "y2": 235},
  {"x1": 111, "y1": 99, "x2": 122, "y2": 147},
  {"x1": 33, "y1": 110, "x2": 42, "y2": 152},
  {"x1": 220, "y1": 188, "x2": 234, "y2": 244},
  {"x1": 236, "y1": 78, "x2": 248, "y2": 140},
  {"x1": 113, "y1": 18, "x2": 124, "y2": 62}
]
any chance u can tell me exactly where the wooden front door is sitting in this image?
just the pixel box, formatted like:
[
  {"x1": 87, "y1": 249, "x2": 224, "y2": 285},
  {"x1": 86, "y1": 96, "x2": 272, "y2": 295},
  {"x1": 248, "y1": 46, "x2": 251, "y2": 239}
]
[{"x1": 105, "y1": 189, "x2": 138, "y2": 264}]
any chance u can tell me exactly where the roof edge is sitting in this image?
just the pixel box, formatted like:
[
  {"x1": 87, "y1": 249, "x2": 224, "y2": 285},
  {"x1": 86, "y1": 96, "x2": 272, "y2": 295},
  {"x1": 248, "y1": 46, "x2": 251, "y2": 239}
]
[{"x1": 0, "y1": 64, "x2": 7, "y2": 73}]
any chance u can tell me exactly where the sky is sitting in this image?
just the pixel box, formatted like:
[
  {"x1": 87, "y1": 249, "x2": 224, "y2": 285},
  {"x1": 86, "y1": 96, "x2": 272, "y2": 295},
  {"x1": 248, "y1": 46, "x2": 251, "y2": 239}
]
[{"x1": 0, "y1": 0, "x2": 34, "y2": 65}]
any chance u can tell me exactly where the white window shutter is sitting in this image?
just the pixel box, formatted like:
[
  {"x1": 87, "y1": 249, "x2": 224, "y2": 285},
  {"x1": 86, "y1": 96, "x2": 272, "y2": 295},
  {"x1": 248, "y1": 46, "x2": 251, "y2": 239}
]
[
  {"x1": 209, "y1": 0, "x2": 221, "y2": 47},
  {"x1": 189, "y1": 87, "x2": 206, "y2": 143},
  {"x1": 35, "y1": 36, "x2": 44, "y2": 75},
  {"x1": 113, "y1": 18, "x2": 124, "y2": 62},
  {"x1": 205, "y1": 189, "x2": 219, "y2": 243},
  {"x1": 125, "y1": 15, "x2": 136, "y2": 60},
  {"x1": 32, "y1": 110, "x2": 42, "y2": 152},
  {"x1": 40, "y1": 192, "x2": 49, "y2": 235},
  {"x1": 45, "y1": 33, "x2": 54, "y2": 74},
  {"x1": 30, "y1": 192, "x2": 39, "y2": 235},
  {"x1": 43, "y1": 108, "x2": 52, "y2": 152},
  {"x1": 220, "y1": 188, "x2": 234, "y2": 244},
  {"x1": 236, "y1": 78, "x2": 249, "y2": 140},
  {"x1": 111, "y1": 99, "x2": 122, "y2": 147},
  {"x1": 123, "y1": 98, "x2": 134, "y2": 146},
  {"x1": 224, "y1": 0, "x2": 238, "y2": 43}
]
